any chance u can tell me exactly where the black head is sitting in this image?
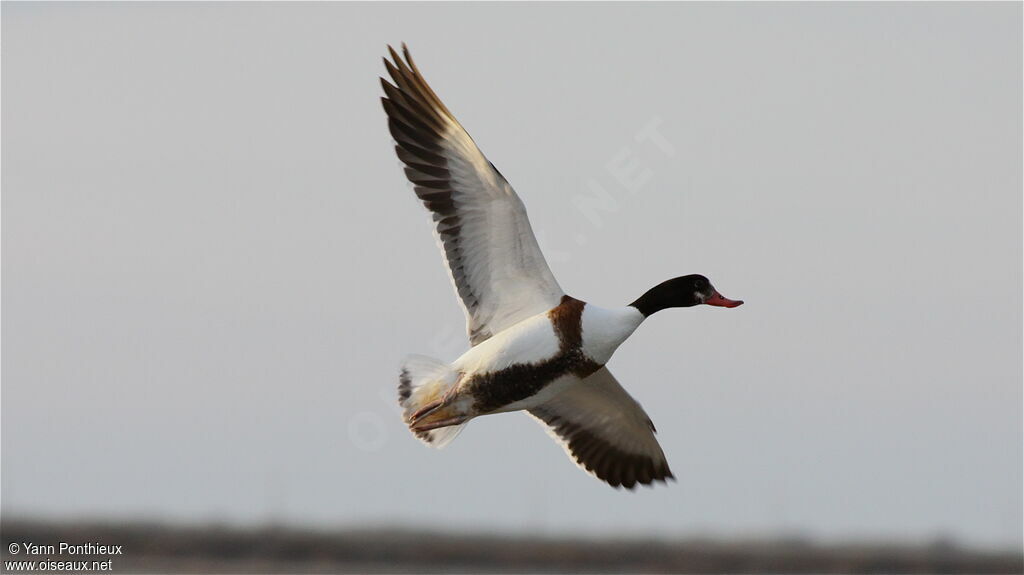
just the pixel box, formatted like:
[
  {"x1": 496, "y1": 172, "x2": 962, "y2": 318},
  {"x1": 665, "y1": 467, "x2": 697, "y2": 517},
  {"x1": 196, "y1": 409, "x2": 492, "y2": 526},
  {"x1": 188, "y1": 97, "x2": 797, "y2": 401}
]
[{"x1": 629, "y1": 274, "x2": 744, "y2": 317}]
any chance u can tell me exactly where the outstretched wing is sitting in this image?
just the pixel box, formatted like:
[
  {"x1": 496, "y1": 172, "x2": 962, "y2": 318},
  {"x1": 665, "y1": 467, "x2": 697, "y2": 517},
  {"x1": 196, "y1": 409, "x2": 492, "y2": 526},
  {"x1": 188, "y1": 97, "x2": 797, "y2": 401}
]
[
  {"x1": 528, "y1": 368, "x2": 673, "y2": 489},
  {"x1": 380, "y1": 45, "x2": 564, "y2": 345}
]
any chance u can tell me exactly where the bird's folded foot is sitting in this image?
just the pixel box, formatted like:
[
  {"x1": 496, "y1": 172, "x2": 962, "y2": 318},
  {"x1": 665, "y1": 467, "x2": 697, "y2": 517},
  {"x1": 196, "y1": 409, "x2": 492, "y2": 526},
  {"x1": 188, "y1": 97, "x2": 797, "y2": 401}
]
[
  {"x1": 409, "y1": 399, "x2": 444, "y2": 423},
  {"x1": 411, "y1": 414, "x2": 470, "y2": 433}
]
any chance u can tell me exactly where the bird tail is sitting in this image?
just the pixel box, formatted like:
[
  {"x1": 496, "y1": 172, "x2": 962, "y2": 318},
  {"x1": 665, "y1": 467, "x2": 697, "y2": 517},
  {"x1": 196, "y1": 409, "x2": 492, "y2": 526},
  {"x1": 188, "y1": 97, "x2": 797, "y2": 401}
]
[{"x1": 398, "y1": 354, "x2": 468, "y2": 448}]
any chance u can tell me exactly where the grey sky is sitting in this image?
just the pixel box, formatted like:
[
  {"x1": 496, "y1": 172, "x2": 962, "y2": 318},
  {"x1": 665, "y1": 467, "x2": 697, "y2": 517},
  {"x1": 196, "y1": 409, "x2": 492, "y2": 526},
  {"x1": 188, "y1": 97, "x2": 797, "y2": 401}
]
[{"x1": 2, "y1": 2, "x2": 1021, "y2": 549}]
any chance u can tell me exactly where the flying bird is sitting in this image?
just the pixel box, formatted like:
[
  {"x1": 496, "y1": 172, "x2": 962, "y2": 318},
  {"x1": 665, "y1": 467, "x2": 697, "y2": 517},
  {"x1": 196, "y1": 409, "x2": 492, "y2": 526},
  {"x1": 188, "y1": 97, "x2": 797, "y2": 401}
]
[{"x1": 380, "y1": 44, "x2": 743, "y2": 489}]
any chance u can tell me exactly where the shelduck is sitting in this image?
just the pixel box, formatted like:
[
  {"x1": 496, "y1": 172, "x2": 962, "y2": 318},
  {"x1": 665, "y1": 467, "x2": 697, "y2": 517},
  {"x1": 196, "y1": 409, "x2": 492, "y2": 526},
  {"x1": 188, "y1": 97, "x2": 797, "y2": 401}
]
[{"x1": 380, "y1": 45, "x2": 743, "y2": 489}]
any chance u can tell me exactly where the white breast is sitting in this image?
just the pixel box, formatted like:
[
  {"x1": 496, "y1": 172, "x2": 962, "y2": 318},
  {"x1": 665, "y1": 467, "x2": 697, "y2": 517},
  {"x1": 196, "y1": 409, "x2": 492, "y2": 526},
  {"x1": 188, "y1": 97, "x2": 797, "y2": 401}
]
[{"x1": 579, "y1": 305, "x2": 645, "y2": 365}]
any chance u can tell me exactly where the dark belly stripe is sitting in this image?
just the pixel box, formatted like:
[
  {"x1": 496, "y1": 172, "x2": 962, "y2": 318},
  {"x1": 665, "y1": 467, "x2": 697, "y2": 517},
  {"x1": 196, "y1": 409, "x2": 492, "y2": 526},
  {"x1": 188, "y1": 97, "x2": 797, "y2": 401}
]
[{"x1": 469, "y1": 295, "x2": 601, "y2": 413}]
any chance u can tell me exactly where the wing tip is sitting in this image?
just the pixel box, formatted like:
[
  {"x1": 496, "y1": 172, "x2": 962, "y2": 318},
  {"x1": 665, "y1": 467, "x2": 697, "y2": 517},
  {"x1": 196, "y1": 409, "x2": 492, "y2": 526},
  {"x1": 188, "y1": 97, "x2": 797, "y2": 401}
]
[
  {"x1": 386, "y1": 43, "x2": 401, "y2": 64},
  {"x1": 609, "y1": 465, "x2": 675, "y2": 490},
  {"x1": 384, "y1": 43, "x2": 414, "y2": 68}
]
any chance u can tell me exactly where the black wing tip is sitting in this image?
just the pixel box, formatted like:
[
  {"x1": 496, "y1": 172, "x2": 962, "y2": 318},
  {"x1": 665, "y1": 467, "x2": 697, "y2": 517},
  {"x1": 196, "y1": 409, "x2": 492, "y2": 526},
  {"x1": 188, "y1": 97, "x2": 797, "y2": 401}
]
[
  {"x1": 385, "y1": 43, "x2": 415, "y2": 73},
  {"x1": 382, "y1": 58, "x2": 401, "y2": 82},
  {"x1": 386, "y1": 42, "x2": 411, "y2": 59},
  {"x1": 589, "y1": 452, "x2": 674, "y2": 490},
  {"x1": 380, "y1": 46, "x2": 442, "y2": 118},
  {"x1": 607, "y1": 467, "x2": 675, "y2": 490}
]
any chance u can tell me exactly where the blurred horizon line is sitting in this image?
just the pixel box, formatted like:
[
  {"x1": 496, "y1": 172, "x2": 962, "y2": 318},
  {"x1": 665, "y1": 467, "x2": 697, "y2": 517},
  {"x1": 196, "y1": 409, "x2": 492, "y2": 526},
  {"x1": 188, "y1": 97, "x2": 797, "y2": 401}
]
[
  {"x1": 3, "y1": 517, "x2": 1021, "y2": 575},
  {"x1": 2, "y1": 515, "x2": 1021, "y2": 555}
]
